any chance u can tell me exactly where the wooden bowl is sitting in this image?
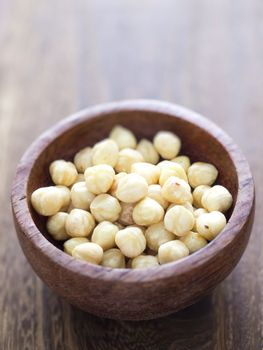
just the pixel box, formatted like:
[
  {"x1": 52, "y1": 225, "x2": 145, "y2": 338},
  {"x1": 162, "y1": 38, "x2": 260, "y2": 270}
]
[{"x1": 11, "y1": 100, "x2": 255, "y2": 320}]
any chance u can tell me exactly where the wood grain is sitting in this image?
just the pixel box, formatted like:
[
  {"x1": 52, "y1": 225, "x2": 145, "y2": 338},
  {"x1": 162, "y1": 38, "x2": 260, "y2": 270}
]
[{"x1": 1, "y1": 0, "x2": 263, "y2": 348}]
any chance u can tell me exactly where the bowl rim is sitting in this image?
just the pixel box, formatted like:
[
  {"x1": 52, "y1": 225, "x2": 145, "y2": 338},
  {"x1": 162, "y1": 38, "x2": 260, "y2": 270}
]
[{"x1": 11, "y1": 99, "x2": 255, "y2": 283}]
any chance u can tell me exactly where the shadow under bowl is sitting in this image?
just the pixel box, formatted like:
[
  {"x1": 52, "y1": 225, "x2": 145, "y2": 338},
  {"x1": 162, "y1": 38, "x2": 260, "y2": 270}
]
[{"x1": 11, "y1": 100, "x2": 255, "y2": 320}]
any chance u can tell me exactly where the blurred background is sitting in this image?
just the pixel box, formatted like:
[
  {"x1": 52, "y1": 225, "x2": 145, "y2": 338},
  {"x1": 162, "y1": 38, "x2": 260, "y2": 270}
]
[{"x1": 0, "y1": 0, "x2": 262, "y2": 349}]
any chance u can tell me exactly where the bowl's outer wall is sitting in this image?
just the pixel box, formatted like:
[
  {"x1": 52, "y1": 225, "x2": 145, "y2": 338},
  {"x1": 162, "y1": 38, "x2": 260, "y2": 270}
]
[
  {"x1": 13, "y1": 204, "x2": 255, "y2": 320},
  {"x1": 12, "y1": 101, "x2": 255, "y2": 320}
]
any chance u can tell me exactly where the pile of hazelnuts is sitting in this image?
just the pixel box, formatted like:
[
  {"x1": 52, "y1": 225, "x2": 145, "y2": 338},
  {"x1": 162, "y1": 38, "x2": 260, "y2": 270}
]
[{"x1": 31, "y1": 125, "x2": 233, "y2": 269}]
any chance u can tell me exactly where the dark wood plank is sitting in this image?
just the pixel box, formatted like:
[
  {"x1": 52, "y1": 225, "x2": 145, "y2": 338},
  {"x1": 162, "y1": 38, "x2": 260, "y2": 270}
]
[{"x1": 0, "y1": 0, "x2": 262, "y2": 348}]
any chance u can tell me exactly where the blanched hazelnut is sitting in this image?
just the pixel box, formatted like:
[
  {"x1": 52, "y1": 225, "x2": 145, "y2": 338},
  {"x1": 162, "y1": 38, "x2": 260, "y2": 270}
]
[
  {"x1": 115, "y1": 173, "x2": 148, "y2": 203},
  {"x1": 72, "y1": 242, "x2": 103, "y2": 264},
  {"x1": 109, "y1": 172, "x2": 127, "y2": 197},
  {"x1": 147, "y1": 184, "x2": 169, "y2": 209},
  {"x1": 131, "y1": 255, "x2": 159, "y2": 269},
  {"x1": 164, "y1": 205, "x2": 194, "y2": 236},
  {"x1": 101, "y1": 248, "x2": 126, "y2": 268},
  {"x1": 192, "y1": 185, "x2": 211, "y2": 208},
  {"x1": 161, "y1": 176, "x2": 193, "y2": 204},
  {"x1": 84, "y1": 164, "x2": 115, "y2": 194},
  {"x1": 91, "y1": 221, "x2": 118, "y2": 250},
  {"x1": 74, "y1": 147, "x2": 93, "y2": 173},
  {"x1": 70, "y1": 182, "x2": 95, "y2": 210},
  {"x1": 187, "y1": 162, "x2": 218, "y2": 188},
  {"x1": 171, "y1": 156, "x2": 191, "y2": 171},
  {"x1": 180, "y1": 231, "x2": 207, "y2": 253},
  {"x1": 56, "y1": 185, "x2": 71, "y2": 209},
  {"x1": 92, "y1": 138, "x2": 119, "y2": 167},
  {"x1": 66, "y1": 208, "x2": 95, "y2": 237},
  {"x1": 90, "y1": 194, "x2": 121, "y2": 222},
  {"x1": 193, "y1": 208, "x2": 208, "y2": 231},
  {"x1": 49, "y1": 160, "x2": 78, "y2": 186},
  {"x1": 137, "y1": 139, "x2": 159, "y2": 164},
  {"x1": 130, "y1": 224, "x2": 146, "y2": 233},
  {"x1": 63, "y1": 237, "x2": 89, "y2": 255},
  {"x1": 109, "y1": 125, "x2": 137, "y2": 150},
  {"x1": 157, "y1": 160, "x2": 172, "y2": 170},
  {"x1": 31, "y1": 186, "x2": 66, "y2": 216},
  {"x1": 159, "y1": 162, "x2": 188, "y2": 186},
  {"x1": 194, "y1": 208, "x2": 208, "y2": 218},
  {"x1": 201, "y1": 185, "x2": 233, "y2": 213},
  {"x1": 115, "y1": 148, "x2": 143, "y2": 173},
  {"x1": 145, "y1": 222, "x2": 174, "y2": 251},
  {"x1": 196, "y1": 211, "x2": 227, "y2": 240},
  {"x1": 47, "y1": 212, "x2": 70, "y2": 240},
  {"x1": 153, "y1": 131, "x2": 181, "y2": 159},
  {"x1": 131, "y1": 162, "x2": 160, "y2": 185},
  {"x1": 115, "y1": 226, "x2": 146, "y2": 258},
  {"x1": 183, "y1": 202, "x2": 194, "y2": 213},
  {"x1": 158, "y1": 240, "x2": 189, "y2": 264},
  {"x1": 132, "y1": 197, "x2": 164, "y2": 226},
  {"x1": 168, "y1": 202, "x2": 194, "y2": 213},
  {"x1": 118, "y1": 202, "x2": 135, "y2": 226}
]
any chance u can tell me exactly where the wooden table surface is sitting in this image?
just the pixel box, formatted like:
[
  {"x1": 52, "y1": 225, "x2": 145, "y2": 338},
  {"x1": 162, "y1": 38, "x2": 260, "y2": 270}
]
[{"x1": 0, "y1": 0, "x2": 262, "y2": 349}]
